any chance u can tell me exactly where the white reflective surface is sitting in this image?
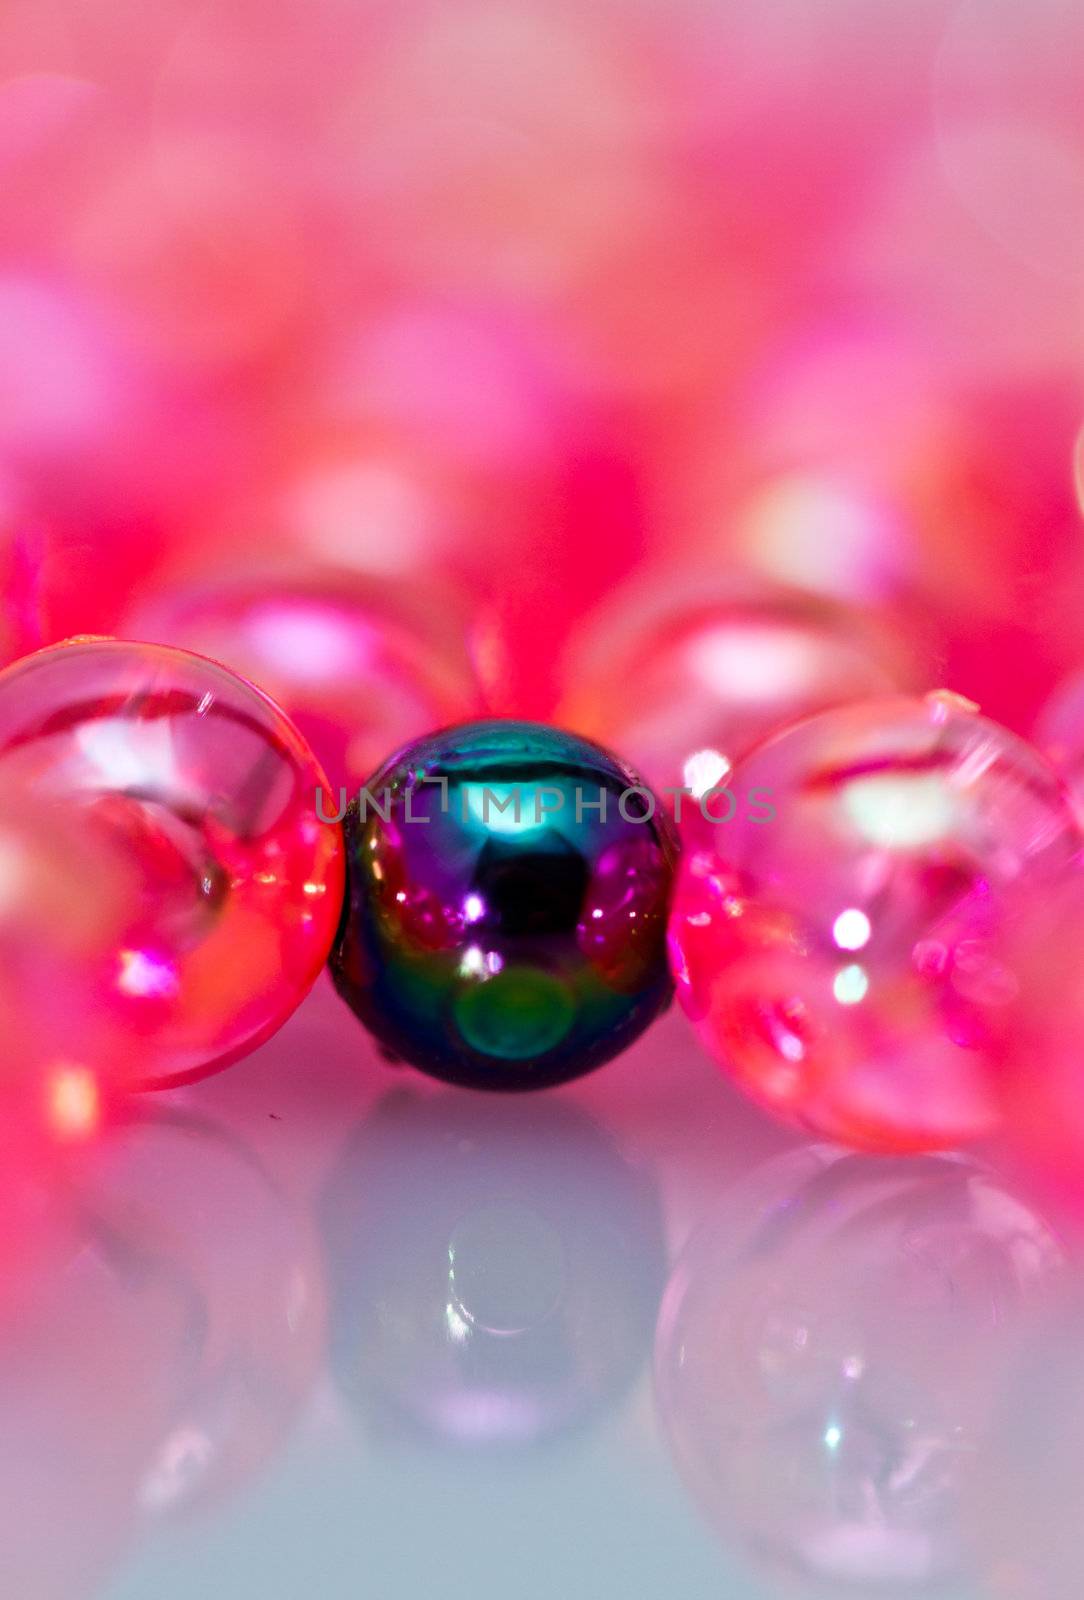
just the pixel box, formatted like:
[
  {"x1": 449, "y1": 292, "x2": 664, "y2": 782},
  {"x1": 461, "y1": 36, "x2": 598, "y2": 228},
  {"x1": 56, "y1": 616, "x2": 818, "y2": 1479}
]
[{"x1": 0, "y1": 979, "x2": 1074, "y2": 1600}]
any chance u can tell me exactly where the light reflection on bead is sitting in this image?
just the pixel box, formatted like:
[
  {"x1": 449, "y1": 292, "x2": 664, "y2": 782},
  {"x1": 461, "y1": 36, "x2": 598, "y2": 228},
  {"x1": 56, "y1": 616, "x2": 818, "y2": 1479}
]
[
  {"x1": 669, "y1": 693, "x2": 1081, "y2": 1151},
  {"x1": 0, "y1": 638, "x2": 344, "y2": 1089}
]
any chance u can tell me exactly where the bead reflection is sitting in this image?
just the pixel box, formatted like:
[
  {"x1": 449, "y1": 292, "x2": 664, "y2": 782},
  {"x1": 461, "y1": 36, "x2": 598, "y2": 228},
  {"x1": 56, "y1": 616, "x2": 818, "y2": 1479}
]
[
  {"x1": 655, "y1": 1146, "x2": 1063, "y2": 1595},
  {"x1": 322, "y1": 1092, "x2": 664, "y2": 1447},
  {"x1": 85, "y1": 1109, "x2": 326, "y2": 1520},
  {"x1": 0, "y1": 1107, "x2": 324, "y2": 1598}
]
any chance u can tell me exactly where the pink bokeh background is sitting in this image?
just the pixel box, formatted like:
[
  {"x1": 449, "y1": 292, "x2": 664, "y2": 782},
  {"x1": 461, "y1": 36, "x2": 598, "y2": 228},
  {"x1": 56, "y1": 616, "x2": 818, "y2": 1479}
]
[{"x1": 2, "y1": 0, "x2": 1082, "y2": 731}]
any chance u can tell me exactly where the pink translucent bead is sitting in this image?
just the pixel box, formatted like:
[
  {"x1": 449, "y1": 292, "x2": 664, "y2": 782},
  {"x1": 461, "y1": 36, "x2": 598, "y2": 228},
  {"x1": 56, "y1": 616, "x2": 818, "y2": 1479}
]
[
  {"x1": 560, "y1": 581, "x2": 909, "y2": 817},
  {"x1": 126, "y1": 565, "x2": 481, "y2": 788},
  {"x1": 669, "y1": 693, "x2": 1081, "y2": 1152},
  {"x1": 0, "y1": 638, "x2": 344, "y2": 1089}
]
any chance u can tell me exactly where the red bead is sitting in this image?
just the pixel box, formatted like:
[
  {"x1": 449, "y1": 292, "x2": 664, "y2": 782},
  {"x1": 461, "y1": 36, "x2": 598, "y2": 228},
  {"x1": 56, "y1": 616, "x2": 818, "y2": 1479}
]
[{"x1": 0, "y1": 639, "x2": 344, "y2": 1089}]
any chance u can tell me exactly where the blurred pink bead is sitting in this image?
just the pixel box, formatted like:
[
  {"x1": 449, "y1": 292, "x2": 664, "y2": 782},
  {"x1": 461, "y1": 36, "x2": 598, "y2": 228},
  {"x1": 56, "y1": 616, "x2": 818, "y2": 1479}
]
[
  {"x1": 0, "y1": 638, "x2": 344, "y2": 1089},
  {"x1": 126, "y1": 564, "x2": 481, "y2": 787},
  {"x1": 668, "y1": 692, "x2": 1080, "y2": 1152},
  {"x1": 560, "y1": 579, "x2": 911, "y2": 821}
]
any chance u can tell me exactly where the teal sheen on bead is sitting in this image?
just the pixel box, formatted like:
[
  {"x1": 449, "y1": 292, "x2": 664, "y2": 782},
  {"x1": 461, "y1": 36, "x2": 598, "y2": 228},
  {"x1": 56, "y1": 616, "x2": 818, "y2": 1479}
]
[{"x1": 329, "y1": 720, "x2": 679, "y2": 1090}]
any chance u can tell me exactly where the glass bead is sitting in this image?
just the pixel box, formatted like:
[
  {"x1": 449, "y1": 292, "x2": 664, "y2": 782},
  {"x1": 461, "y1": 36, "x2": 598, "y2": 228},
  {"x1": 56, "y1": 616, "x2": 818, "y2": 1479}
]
[
  {"x1": 0, "y1": 638, "x2": 344, "y2": 1089},
  {"x1": 560, "y1": 582, "x2": 909, "y2": 824},
  {"x1": 668, "y1": 693, "x2": 1080, "y2": 1151},
  {"x1": 126, "y1": 564, "x2": 481, "y2": 790},
  {"x1": 656, "y1": 1146, "x2": 1064, "y2": 1593},
  {"x1": 330, "y1": 720, "x2": 678, "y2": 1090}
]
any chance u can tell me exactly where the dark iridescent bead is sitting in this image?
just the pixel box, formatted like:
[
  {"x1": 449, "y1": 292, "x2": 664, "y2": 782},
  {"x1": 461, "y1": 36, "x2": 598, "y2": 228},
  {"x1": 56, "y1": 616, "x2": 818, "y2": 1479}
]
[{"x1": 330, "y1": 720, "x2": 678, "y2": 1090}]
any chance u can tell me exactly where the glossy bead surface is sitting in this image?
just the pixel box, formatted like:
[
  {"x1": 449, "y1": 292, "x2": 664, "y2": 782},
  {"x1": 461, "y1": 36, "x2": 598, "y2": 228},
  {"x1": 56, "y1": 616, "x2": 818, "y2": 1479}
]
[
  {"x1": 669, "y1": 693, "x2": 1080, "y2": 1151},
  {"x1": 0, "y1": 639, "x2": 344, "y2": 1089},
  {"x1": 560, "y1": 582, "x2": 909, "y2": 821},
  {"x1": 330, "y1": 720, "x2": 677, "y2": 1090},
  {"x1": 656, "y1": 1147, "x2": 1063, "y2": 1593},
  {"x1": 126, "y1": 565, "x2": 481, "y2": 790}
]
